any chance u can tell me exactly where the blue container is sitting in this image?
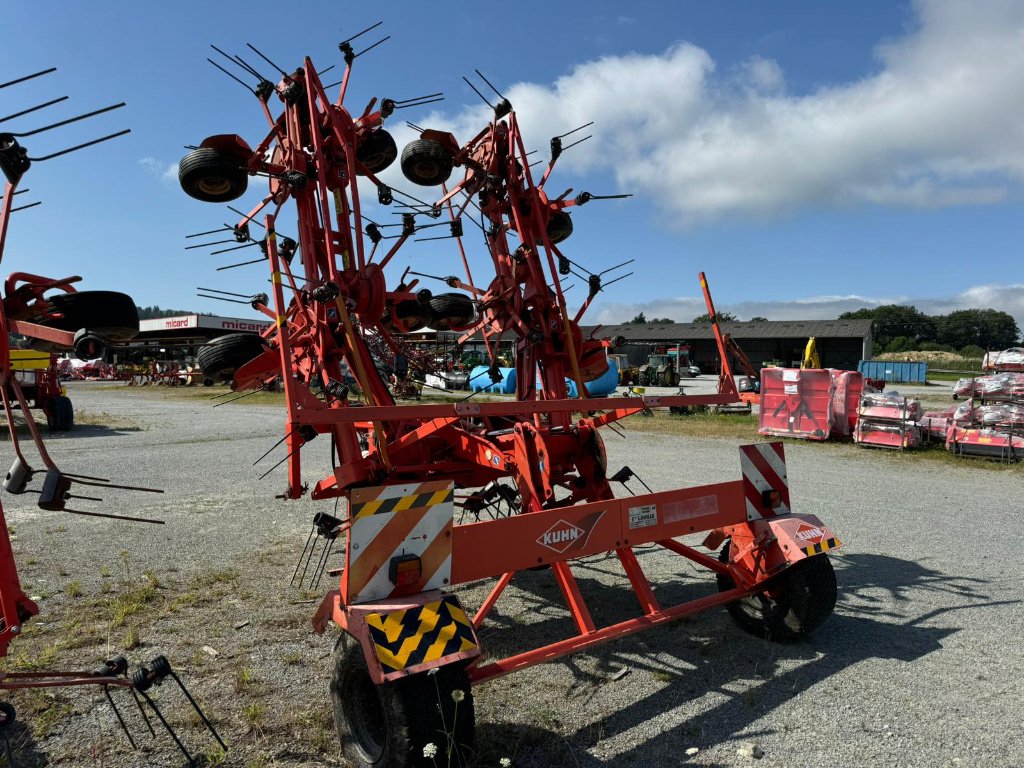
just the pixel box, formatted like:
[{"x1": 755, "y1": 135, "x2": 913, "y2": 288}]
[
  {"x1": 469, "y1": 366, "x2": 517, "y2": 393},
  {"x1": 583, "y1": 358, "x2": 619, "y2": 396},
  {"x1": 857, "y1": 360, "x2": 929, "y2": 384}
]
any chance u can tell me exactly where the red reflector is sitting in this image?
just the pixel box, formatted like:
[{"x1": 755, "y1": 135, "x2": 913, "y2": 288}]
[{"x1": 389, "y1": 554, "x2": 422, "y2": 590}]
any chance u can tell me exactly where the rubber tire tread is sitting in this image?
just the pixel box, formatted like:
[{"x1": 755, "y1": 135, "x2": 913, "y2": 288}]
[
  {"x1": 357, "y1": 130, "x2": 398, "y2": 175},
  {"x1": 330, "y1": 636, "x2": 474, "y2": 768},
  {"x1": 546, "y1": 210, "x2": 574, "y2": 244},
  {"x1": 196, "y1": 333, "x2": 267, "y2": 378},
  {"x1": 400, "y1": 140, "x2": 454, "y2": 187},
  {"x1": 44, "y1": 291, "x2": 139, "y2": 341},
  {"x1": 716, "y1": 544, "x2": 837, "y2": 642},
  {"x1": 47, "y1": 395, "x2": 73, "y2": 431},
  {"x1": 178, "y1": 148, "x2": 248, "y2": 203},
  {"x1": 428, "y1": 293, "x2": 476, "y2": 331}
]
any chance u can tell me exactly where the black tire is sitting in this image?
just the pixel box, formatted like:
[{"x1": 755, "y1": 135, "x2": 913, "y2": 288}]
[
  {"x1": 546, "y1": 210, "x2": 573, "y2": 244},
  {"x1": 46, "y1": 395, "x2": 73, "y2": 431},
  {"x1": 429, "y1": 293, "x2": 476, "y2": 331},
  {"x1": 331, "y1": 636, "x2": 474, "y2": 768},
  {"x1": 400, "y1": 140, "x2": 454, "y2": 187},
  {"x1": 179, "y1": 148, "x2": 248, "y2": 203},
  {"x1": 40, "y1": 291, "x2": 139, "y2": 342},
  {"x1": 383, "y1": 301, "x2": 429, "y2": 333},
  {"x1": 716, "y1": 543, "x2": 837, "y2": 642},
  {"x1": 357, "y1": 130, "x2": 398, "y2": 175},
  {"x1": 0, "y1": 701, "x2": 15, "y2": 730},
  {"x1": 196, "y1": 333, "x2": 267, "y2": 378}
]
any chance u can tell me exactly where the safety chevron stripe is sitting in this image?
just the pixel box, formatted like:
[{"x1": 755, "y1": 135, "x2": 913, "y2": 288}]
[
  {"x1": 351, "y1": 488, "x2": 453, "y2": 519},
  {"x1": 347, "y1": 481, "x2": 455, "y2": 604},
  {"x1": 739, "y1": 442, "x2": 791, "y2": 521},
  {"x1": 801, "y1": 537, "x2": 841, "y2": 557},
  {"x1": 366, "y1": 596, "x2": 478, "y2": 673}
]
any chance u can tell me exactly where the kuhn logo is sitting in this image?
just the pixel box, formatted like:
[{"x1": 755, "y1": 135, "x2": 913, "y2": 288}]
[
  {"x1": 795, "y1": 525, "x2": 824, "y2": 542},
  {"x1": 538, "y1": 520, "x2": 584, "y2": 553}
]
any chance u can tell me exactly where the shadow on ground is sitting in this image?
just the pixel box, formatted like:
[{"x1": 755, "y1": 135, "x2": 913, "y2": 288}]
[{"x1": 472, "y1": 552, "x2": 1014, "y2": 768}]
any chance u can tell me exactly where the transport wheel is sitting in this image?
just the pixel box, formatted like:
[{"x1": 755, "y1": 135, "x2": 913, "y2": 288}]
[
  {"x1": 357, "y1": 130, "x2": 398, "y2": 175},
  {"x1": 196, "y1": 333, "x2": 267, "y2": 378},
  {"x1": 400, "y1": 140, "x2": 454, "y2": 186},
  {"x1": 331, "y1": 636, "x2": 475, "y2": 768},
  {"x1": 382, "y1": 300, "x2": 430, "y2": 333},
  {"x1": 716, "y1": 544, "x2": 837, "y2": 642},
  {"x1": 0, "y1": 701, "x2": 15, "y2": 729},
  {"x1": 429, "y1": 293, "x2": 476, "y2": 331},
  {"x1": 39, "y1": 291, "x2": 139, "y2": 342},
  {"x1": 546, "y1": 210, "x2": 573, "y2": 244},
  {"x1": 46, "y1": 395, "x2": 74, "y2": 431},
  {"x1": 178, "y1": 148, "x2": 248, "y2": 203}
]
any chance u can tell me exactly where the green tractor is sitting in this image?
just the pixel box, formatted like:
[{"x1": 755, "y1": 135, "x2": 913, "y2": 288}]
[{"x1": 638, "y1": 353, "x2": 679, "y2": 387}]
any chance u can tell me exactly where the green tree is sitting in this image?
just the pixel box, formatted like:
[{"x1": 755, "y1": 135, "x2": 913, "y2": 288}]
[
  {"x1": 750, "y1": 316, "x2": 769, "y2": 322},
  {"x1": 692, "y1": 311, "x2": 738, "y2": 323},
  {"x1": 627, "y1": 312, "x2": 647, "y2": 324},
  {"x1": 648, "y1": 317, "x2": 675, "y2": 324},
  {"x1": 840, "y1": 305, "x2": 936, "y2": 350},
  {"x1": 936, "y1": 309, "x2": 1020, "y2": 350}
]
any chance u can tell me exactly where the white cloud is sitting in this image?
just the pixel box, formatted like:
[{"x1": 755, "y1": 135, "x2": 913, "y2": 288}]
[
  {"x1": 589, "y1": 283, "x2": 1024, "y2": 331},
  {"x1": 421, "y1": 0, "x2": 1024, "y2": 224},
  {"x1": 139, "y1": 157, "x2": 178, "y2": 185}
]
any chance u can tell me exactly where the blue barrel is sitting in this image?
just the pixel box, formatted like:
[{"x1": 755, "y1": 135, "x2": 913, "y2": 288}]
[
  {"x1": 858, "y1": 360, "x2": 929, "y2": 383},
  {"x1": 469, "y1": 366, "x2": 517, "y2": 393},
  {"x1": 583, "y1": 358, "x2": 619, "y2": 396}
]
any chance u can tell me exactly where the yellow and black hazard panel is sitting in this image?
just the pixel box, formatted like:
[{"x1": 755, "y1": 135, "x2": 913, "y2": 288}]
[
  {"x1": 365, "y1": 594, "x2": 479, "y2": 678},
  {"x1": 801, "y1": 537, "x2": 841, "y2": 557}
]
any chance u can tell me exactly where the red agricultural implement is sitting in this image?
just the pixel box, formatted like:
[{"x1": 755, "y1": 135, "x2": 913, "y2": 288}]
[
  {"x1": 0, "y1": 68, "x2": 222, "y2": 764},
  {"x1": 181, "y1": 32, "x2": 842, "y2": 767}
]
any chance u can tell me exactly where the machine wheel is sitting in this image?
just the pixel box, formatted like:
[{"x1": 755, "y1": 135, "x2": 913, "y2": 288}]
[
  {"x1": 660, "y1": 369, "x2": 678, "y2": 387},
  {"x1": 46, "y1": 395, "x2": 74, "y2": 431},
  {"x1": 331, "y1": 636, "x2": 474, "y2": 768},
  {"x1": 41, "y1": 291, "x2": 139, "y2": 342},
  {"x1": 546, "y1": 211, "x2": 573, "y2": 244},
  {"x1": 400, "y1": 140, "x2": 454, "y2": 186},
  {"x1": 716, "y1": 544, "x2": 837, "y2": 642},
  {"x1": 0, "y1": 701, "x2": 15, "y2": 730},
  {"x1": 178, "y1": 148, "x2": 248, "y2": 202},
  {"x1": 429, "y1": 293, "x2": 476, "y2": 331},
  {"x1": 357, "y1": 130, "x2": 398, "y2": 175},
  {"x1": 384, "y1": 301, "x2": 429, "y2": 333},
  {"x1": 196, "y1": 333, "x2": 267, "y2": 378}
]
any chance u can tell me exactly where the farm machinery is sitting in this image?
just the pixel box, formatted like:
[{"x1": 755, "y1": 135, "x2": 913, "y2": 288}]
[
  {"x1": 0, "y1": 68, "x2": 222, "y2": 764},
  {"x1": 179, "y1": 31, "x2": 842, "y2": 767}
]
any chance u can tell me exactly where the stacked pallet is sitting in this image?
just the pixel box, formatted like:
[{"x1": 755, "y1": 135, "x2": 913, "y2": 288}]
[
  {"x1": 854, "y1": 391, "x2": 923, "y2": 449},
  {"x1": 945, "y1": 372, "x2": 1024, "y2": 460}
]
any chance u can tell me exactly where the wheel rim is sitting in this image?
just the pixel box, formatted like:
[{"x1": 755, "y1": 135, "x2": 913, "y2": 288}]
[
  {"x1": 414, "y1": 160, "x2": 439, "y2": 180},
  {"x1": 198, "y1": 177, "x2": 231, "y2": 195},
  {"x1": 344, "y1": 666, "x2": 387, "y2": 761}
]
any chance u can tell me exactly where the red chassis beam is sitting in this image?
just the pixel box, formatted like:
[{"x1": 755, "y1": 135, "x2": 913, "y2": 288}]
[{"x1": 287, "y1": 392, "x2": 740, "y2": 427}]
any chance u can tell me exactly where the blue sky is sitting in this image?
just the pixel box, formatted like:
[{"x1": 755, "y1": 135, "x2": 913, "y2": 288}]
[{"x1": 3, "y1": 1, "x2": 1022, "y2": 328}]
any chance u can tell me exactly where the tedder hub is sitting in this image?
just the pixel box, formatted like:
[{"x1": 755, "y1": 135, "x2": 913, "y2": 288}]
[{"x1": 180, "y1": 31, "x2": 842, "y2": 767}]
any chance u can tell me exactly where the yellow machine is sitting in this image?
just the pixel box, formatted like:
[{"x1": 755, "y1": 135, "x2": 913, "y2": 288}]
[{"x1": 801, "y1": 337, "x2": 821, "y2": 369}]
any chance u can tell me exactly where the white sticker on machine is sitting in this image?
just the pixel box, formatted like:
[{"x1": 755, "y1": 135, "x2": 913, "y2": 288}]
[
  {"x1": 784, "y1": 384, "x2": 798, "y2": 394},
  {"x1": 628, "y1": 504, "x2": 658, "y2": 529}
]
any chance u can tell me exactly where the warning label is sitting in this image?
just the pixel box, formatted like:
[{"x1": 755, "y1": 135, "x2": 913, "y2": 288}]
[{"x1": 628, "y1": 504, "x2": 658, "y2": 529}]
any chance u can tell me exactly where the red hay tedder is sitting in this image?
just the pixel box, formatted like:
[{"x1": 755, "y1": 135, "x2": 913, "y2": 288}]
[{"x1": 180, "y1": 30, "x2": 843, "y2": 767}]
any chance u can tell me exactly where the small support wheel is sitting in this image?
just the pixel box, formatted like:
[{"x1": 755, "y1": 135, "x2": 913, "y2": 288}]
[
  {"x1": 46, "y1": 394, "x2": 74, "y2": 431},
  {"x1": 357, "y1": 130, "x2": 398, "y2": 175},
  {"x1": 428, "y1": 293, "x2": 476, "y2": 331},
  {"x1": 546, "y1": 210, "x2": 574, "y2": 244},
  {"x1": 179, "y1": 148, "x2": 248, "y2": 203},
  {"x1": 716, "y1": 543, "x2": 837, "y2": 642},
  {"x1": 0, "y1": 701, "x2": 16, "y2": 730},
  {"x1": 400, "y1": 140, "x2": 454, "y2": 187},
  {"x1": 331, "y1": 635, "x2": 475, "y2": 768}
]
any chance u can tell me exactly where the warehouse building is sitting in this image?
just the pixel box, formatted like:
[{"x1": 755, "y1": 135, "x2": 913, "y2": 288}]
[{"x1": 582, "y1": 319, "x2": 873, "y2": 372}]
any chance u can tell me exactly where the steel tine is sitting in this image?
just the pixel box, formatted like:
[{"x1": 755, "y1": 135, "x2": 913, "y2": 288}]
[
  {"x1": 130, "y1": 689, "x2": 157, "y2": 738},
  {"x1": 291, "y1": 526, "x2": 317, "y2": 586},
  {"x1": 138, "y1": 691, "x2": 194, "y2": 762},
  {"x1": 298, "y1": 535, "x2": 321, "y2": 587},
  {"x1": 169, "y1": 671, "x2": 227, "y2": 750},
  {"x1": 311, "y1": 540, "x2": 334, "y2": 590},
  {"x1": 104, "y1": 686, "x2": 138, "y2": 750}
]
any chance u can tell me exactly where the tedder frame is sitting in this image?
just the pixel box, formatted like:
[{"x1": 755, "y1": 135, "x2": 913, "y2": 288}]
[{"x1": 179, "y1": 31, "x2": 842, "y2": 767}]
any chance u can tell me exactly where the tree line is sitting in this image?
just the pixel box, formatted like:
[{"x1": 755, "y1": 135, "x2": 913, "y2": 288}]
[
  {"x1": 136, "y1": 305, "x2": 193, "y2": 320},
  {"x1": 621, "y1": 305, "x2": 1021, "y2": 354}
]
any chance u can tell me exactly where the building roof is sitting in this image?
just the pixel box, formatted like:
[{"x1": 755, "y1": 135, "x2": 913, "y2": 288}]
[{"x1": 581, "y1": 319, "x2": 873, "y2": 342}]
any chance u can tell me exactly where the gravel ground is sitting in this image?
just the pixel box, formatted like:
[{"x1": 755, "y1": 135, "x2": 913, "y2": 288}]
[{"x1": 1, "y1": 381, "x2": 1021, "y2": 768}]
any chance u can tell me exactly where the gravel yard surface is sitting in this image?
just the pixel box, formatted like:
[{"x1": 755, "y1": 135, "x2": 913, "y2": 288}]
[{"x1": 1, "y1": 381, "x2": 1021, "y2": 767}]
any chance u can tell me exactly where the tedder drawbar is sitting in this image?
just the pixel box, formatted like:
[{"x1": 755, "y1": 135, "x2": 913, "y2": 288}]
[{"x1": 179, "y1": 29, "x2": 841, "y2": 767}]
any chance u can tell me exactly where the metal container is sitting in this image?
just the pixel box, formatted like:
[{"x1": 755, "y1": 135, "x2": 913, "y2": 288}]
[{"x1": 857, "y1": 360, "x2": 928, "y2": 384}]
